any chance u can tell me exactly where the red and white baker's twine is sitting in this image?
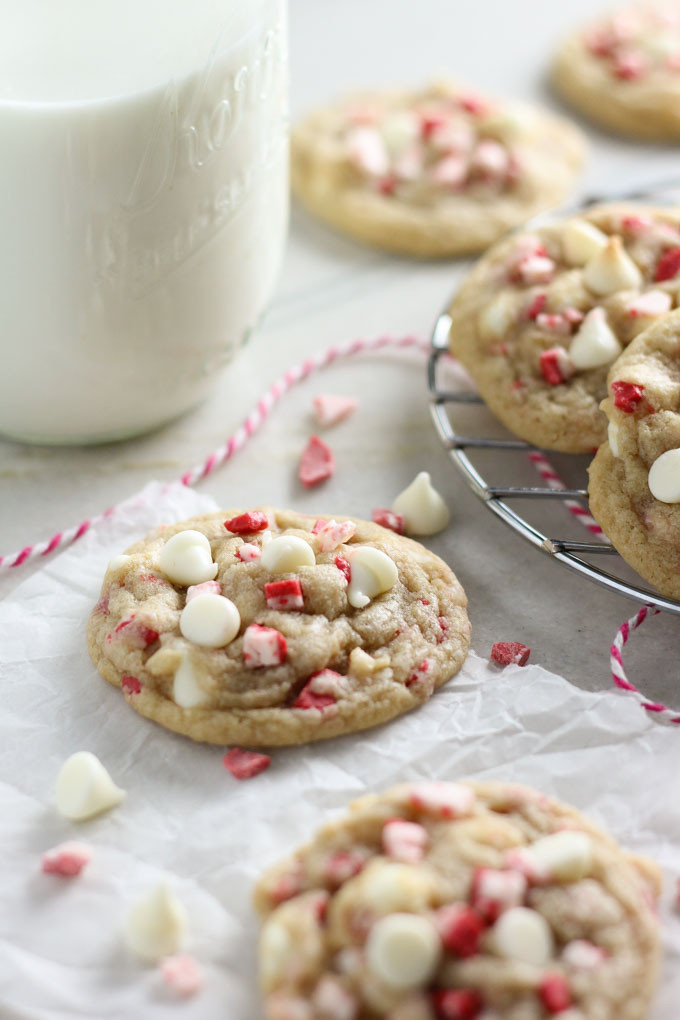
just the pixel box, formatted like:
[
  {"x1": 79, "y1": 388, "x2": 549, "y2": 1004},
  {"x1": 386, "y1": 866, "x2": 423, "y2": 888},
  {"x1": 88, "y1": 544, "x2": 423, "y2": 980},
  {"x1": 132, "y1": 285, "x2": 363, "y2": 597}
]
[
  {"x1": 527, "y1": 451, "x2": 606, "y2": 539},
  {"x1": 610, "y1": 605, "x2": 680, "y2": 724}
]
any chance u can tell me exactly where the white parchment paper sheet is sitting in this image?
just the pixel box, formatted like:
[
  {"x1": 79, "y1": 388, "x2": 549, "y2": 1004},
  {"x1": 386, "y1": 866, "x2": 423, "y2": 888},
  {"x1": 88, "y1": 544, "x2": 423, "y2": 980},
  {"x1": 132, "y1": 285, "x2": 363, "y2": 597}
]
[{"x1": 1, "y1": 482, "x2": 678, "y2": 1019}]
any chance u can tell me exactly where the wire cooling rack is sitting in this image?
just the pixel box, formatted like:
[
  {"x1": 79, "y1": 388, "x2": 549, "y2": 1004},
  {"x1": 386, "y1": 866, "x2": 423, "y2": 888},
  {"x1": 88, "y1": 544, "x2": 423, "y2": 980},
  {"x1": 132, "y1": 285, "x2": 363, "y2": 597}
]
[{"x1": 428, "y1": 181, "x2": 680, "y2": 617}]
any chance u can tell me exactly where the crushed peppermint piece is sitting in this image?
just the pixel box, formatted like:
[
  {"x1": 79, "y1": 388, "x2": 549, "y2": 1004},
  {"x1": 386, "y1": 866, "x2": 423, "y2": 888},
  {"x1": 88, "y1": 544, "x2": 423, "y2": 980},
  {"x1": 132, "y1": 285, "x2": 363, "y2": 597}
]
[
  {"x1": 491, "y1": 641, "x2": 531, "y2": 666},
  {"x1": 224, "y1": 511, "x2": 269, "y2": 533},
  {"x1": 535, "y1": 312, "x2": 570, "y2": 334},
  {"x1": 655, "y1": 246, "x2": 680, "y2": 282},
  {"x1": 627, "y1": 290, "x2": 672, "y2": 318},
  {"x1": 539, "y1": 973, "x2": 573, "y2": 1014},
  {"x1": 322, "y1": 850, "x2": 366, "y2": 887},
  {"x1": 540, "y1": 348, "x2": 574, "y2": 386},
  {"x1": 265, "y1": 578, "x2": 304, "y2": 611},
  {"x1": 311, "y1": 975, "x2": 358, "y2": 1019},
  {"x1": 223, "y1": 748, "x2": 271, "y2": 780},
  {"x1": 437, "y1": 616, "x2": 450, "y2": 643},
  {"x1": 526, "y1": 292, "x2": 547, "y2": 320},
  {"x1": 243, "y1": 624, "x2": 287, "y2": 668},
  {"x1": 299, "y1": 436, "x2": 335, "y2": 488},
  {"x1": 561, "y1": 939, "x2": 607, "y2": 969},
  {"x1": 372, "y1": 508, "x2": 406, "y2": 534},
  {"x1": 293, "y1": 683, "x2": 336, "y2": 710},
  {"x1": 186, "y1": 580, "x2": 221, "y2": 601},
  {"x1": 121, "y1": 675, "x2": 142, "y2": 696},
  {"x1": 611, "y1": 380, "x2": 645, "y2": 412},
  {"x1": 471, "y1": 867, "x2": 527, "y2": 921},
  {"x1": 382, "y1": 819, "x2": 428, "y2": 864},
  {"x1": 160, "y1": 954, "x2": 204, "y2": 998},
  {"x1": 431, "y1": 988, "x2": 484, "y2": 1019},
  {"x1": 436, "y1": 904, "x2": 486, "y2": 958},
  {"x1": 335, "y1": 556, "x2": 351, "y2": 583},
  {"x1": 108, "y1": 616, "x2": 159, "y2": 648},
  {"x1": 312, "y1": 393, "x2": 358, "y2": 428},
  {"x1": 614, "y1": 49, "x2": 647, "y2": 79},
  {"x1": 316, "y1": 519, "x2": 357, "y2": 552},
  {"x1": 308, "y1": 668, "x2": 348, "y2": 696},
  {"x1": 407, "y1": 658, "x2": 432, "y2": 689},
  {"x1": 236, "y1": 542, "x2": 262, "y2": 562},
  {"x1": 512, "y1": 250, "x2": 556, "y2": 286},
  {"x1": 41, "y1": 841, "x2": 92, "y2": 877},
  {"x1": 408, "y1": 781, "x2": 475, "y2": 818}
]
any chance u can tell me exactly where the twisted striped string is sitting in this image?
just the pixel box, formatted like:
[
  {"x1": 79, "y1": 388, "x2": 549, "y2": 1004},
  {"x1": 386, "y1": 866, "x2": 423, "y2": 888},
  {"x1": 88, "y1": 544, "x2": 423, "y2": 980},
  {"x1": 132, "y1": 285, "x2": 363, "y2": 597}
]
[{"x1": 610, "y1": 605, "x2": 680, "y2": 724}]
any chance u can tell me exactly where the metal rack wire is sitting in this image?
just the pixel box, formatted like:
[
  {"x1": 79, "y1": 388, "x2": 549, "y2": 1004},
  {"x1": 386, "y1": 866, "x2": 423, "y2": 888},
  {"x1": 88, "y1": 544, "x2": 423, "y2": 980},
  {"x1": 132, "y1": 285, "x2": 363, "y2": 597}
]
[{"x1": 427, "y1": 182, "x2": 680, "y2": 617}]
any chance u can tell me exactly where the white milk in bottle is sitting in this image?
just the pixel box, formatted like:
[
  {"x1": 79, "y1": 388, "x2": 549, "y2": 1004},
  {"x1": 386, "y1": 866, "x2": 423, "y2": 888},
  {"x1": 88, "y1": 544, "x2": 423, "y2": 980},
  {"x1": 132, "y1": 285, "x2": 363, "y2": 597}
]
[{"x1": 0, "y1": 0, "x2": 288, "y2": 443}]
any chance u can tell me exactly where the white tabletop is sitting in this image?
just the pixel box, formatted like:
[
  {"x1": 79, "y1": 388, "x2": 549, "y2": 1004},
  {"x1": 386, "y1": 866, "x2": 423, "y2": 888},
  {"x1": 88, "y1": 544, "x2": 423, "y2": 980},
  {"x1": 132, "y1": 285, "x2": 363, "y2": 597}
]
[{"x1": 2, "y1": 0, "x2": 679, "y2": 710}]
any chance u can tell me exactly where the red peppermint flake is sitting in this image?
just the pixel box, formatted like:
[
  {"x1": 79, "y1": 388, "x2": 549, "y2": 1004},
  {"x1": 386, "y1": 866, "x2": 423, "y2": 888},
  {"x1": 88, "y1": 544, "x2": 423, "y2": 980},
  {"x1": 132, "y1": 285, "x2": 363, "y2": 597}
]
[
  {"x1": 420, "y1": 112, "x2": 448, "y2": 139},
  {"x1": 322, "y1": 851, "x2": 366, "y2": 887},
  {"x1": 622, "y1": 214, "x2": 653, "y2": 234},
  {"x1": 437, "y1": 616, "x2": 450, "y2": 643},
  {"x1": 526, "y1": 292, "x2": 547, "y2": 320},
  {"x1": 436, "y1": 904, "x2": 487, "y2": 958},
  {"x1": 224, "y1": 510, "x2": 269, "y2": 533},
  {"x1": 335, "y1": 556, "x2": 351, "y2": 583},
  {"x1": 109, "y1": 616, "x2": 159, "y2": 648},
  {"x1": 458, "y1": 93, "x2": 487, "y2": 116},
  {"x1": 372, "y1": 508, "x2": 405, "y2": 534},
  {"x1": 382, "y1": 818, "x2": 428, "y2": 864},
  {"x1": 540, "y1": 347, "x2": 573, "y2": 386},
  {"x1": 293, "y1": 684, "x2": 336, "y2": 711},
  {"x1": 408, "y1": 781, "x2": 475, "y2": 819},
  {"x1": 312, "y1": 393, "x2": 358, "y2": 428},
  {"x1": 312, "y1": 519, "x2": 327, "y2": 534},
  {"x1": 539, "y1": 973, "x2": 573, "y2": 1014},
  {"x1": 161, "y1": 954, "x2": 204, "y2": 998},
  {"x1": 655, "y1": 246, "x2": 680, "y2": 282},
  {"x1": 121, "y1": 675, "x2": 142, "y2": 696},
  {"x1": 611, "y1": 380, "x2": 645, "y2": 413},
  {"x1": 222, "y1": 748, "x2": 271, "y2": 780},
  {"x1": 270, "y1": 871, "x2": 303, "y2": 904},
  {"x1": 491, "y1": 641, "x2": 531, "y2": 666},
  {"x1": 614, "y1": 50, "x2": 647, "y2": 79},
  {"x1": 432, "y1": 988, "x2": 484, "y2": 1019},
  {"x1": 378, "y1": 174, "x2": 397, "y2": 196},
  {"x1": 471, "y1": 866, "x2": 527, "y2": 922},
  {"x1": 407, "y1": 658, "x2": 431, "y2": 689},
  {"x1": 242, "y1": 624, "x2": 287, "y2": 668},
  {"x1": 42, "y1": 841, "x2": 92, "y2": 877},
  {"x1": 299, "y1": 435, "x2": 335, "y2": 488},
  {"x1": 265, "y1": 578, "x2": 304, "y2": 611},
  {"x1": 236, "y1": 542, "x2": 261, "y2": 563}
]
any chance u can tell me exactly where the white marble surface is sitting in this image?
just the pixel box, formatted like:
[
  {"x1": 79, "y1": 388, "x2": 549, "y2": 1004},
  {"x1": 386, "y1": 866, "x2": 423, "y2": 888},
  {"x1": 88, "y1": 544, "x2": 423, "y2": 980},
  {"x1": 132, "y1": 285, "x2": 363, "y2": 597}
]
[{"x1": 2, "y1": 0, "x2": 680, "y2": 710}]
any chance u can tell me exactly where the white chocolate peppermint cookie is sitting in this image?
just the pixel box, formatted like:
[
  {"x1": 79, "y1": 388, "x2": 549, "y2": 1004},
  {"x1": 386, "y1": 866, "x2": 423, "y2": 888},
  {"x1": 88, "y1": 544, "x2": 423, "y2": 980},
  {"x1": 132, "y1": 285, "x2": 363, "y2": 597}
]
[
  {"x1": 291, "y1": 80, "x2": 585, "y2": 257},
  {"x1": 589, "y1": 308, "x2": 680, "y2": 598},
  {"x1": 553, "y1": 3, "x2": 680, "y2": 141},
  {"x1": 449, "y1": 203, "x2": 680, "y2": 452},
  {"x1": 254, "y1": 781, "x2": 661, "y2": 1019},
  {"x1": 86, "y1": 509, "x2": 469, "y2": 746}
]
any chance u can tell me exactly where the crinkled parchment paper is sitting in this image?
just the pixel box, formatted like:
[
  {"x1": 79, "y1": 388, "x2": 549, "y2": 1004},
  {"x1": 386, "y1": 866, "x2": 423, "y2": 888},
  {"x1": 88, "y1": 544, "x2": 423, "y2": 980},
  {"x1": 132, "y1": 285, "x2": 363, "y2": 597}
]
[{"x1": 1, "y1": 483, "x2": 678, "y2": 1019}]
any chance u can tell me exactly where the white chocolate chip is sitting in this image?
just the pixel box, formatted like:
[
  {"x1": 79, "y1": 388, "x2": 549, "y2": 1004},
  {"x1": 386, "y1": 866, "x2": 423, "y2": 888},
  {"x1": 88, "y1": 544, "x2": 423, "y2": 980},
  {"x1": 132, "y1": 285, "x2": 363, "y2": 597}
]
[
  {"x1": 608, "y1": 420, "x2": 621, "y2": 458},
  {"x1": 648, "y1": 448, "x2": 680, "y2": 502},
  {"x1": 582, "y1": 236, "x2": 642, "y2": 295},
  {"x1": 481, "y1": 104, "x2": 536, "y2": 140},
  {"x1": 381, "y1": 111, "x2": 420, "y2": 156},
  {"x1": 526, "y1": 831, "x2": 592, "y2": 882},
  {"x1": 478, "y1": 292, "x2": 517, "y2": 340},
  {"x1": 562, "y1": 219, "x2": 609, "y2": 266},
  {"x1": 347, "y1": 126, "x2": 389, "y2": 177},
  {"x1": 490, "y1": 906, "x2": 554, "y2": 965},
  {"x1": 260, "y1": 535, "x2": 315, "y2": 573},
  {"x1": 347, "y1": 546, "x2": 398, "y2": 609},
  {"x1": 107, "y1": 554, "x2": 132, "y2": 572},
  {"x1": 392, "y1": 471, "x2": 450, "y2": 536},
  {"x1": 158, "y1": 530, "x2": 218, "y2": 587},
  {"x1": 124, "y1": 883, "x2": 188, "y2": 961},
  {"x1": 173, "y1": 655, "x2": 210, "y2": 708},
  {"x1": 179, "y1": 593, "x2": 240, "y2": 648},
  {"x1": 259, "y1": 918, "x2": 294, "y2": 992},
  {"x1": 569, "y1": 308, "x2": 622, "y2": 370},
  {"x1": 55, "y1": 751, "x2": 125, "y2": 821},
  {"x1": 365, "y1": 913, "x2": 441, "y2": 991}
]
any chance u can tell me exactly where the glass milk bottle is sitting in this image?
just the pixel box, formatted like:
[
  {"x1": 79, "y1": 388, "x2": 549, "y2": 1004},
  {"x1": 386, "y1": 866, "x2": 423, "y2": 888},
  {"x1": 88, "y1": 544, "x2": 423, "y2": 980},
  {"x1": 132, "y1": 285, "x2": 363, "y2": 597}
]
[{"x1": 0, "y1": 0, "x2": 288, "y2": 444}]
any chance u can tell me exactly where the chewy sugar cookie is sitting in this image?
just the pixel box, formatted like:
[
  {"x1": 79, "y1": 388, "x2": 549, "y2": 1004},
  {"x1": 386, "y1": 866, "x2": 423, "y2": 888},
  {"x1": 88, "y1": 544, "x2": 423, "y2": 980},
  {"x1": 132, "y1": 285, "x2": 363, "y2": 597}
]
[
  {"x1": 589, "y1": 309, "x2": 680, "y2": 598},
  {"x1": 254, "y1": 780, "x2": 661, "y2": 1019},
  {"x1": 86, "y1": 509, "x2": 469, "y2": 746},
  {"x1": 291, "y1": 80, "x2": 585, "y2": 257},
  {"x1": 449, "y1": 203, "x2": 680, "y2": 452},
  {"x1": 553, "y1": 3, "x2": 680, "y2": 141}
]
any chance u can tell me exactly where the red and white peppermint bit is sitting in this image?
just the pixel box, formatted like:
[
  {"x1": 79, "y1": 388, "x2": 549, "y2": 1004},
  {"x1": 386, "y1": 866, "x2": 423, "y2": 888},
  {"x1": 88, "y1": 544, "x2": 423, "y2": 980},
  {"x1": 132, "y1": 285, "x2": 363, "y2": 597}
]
[
  {"x1": 312, "y1": 393, "x2": 358, "y2": 428},
  {"x1": 614, "y1": 49, "x2": 647, "y2": 79},
  {"x1": 611, "y1": 379, "x2": 645, "y2": 412},
  {"x1": 627, "y1": 290, "x2": 672, "y2": 318},
  {"x1": 437, "y1": 616, "x2": 450, "y2": 643},
  {"x1": 535, "y1": 313, "x2": 570, "y2": 335},
  {"x1": 527, "y1": 450, "x2": 607, "y2": 539},
  {"x1": 610, "y1": 605, "x2": 680, "y2": 723},
  {"x1": 41, "y1": 841, "x2": 92, "y2": 877},
  {"x1": 222, "y1": 748, "x2": 271, "y2": 780},
  {"x1": 121, "y1": 675, "x2": 142, "y2": 695},
  {"x1": 311, "y1": 976, "x2": 358, "y2": 1020},
  {"x1": 160, "y1": 954, "x2": 204, "y2": 998},
  {"x1": 512, "y1": 250, "x2": 556, "y2": 286},
  {"x1": 308, "y1": 668, "x2": 348, "y2": 696},
  {"x1": 539, "y1": 973, "x2": 572, "y2": 1014},
  {"x1": 655, "y1": 246, "x2": 680, "y2": 282},
  {"x1": 236, "y1": 542, "x2": 262, "y2": 562},
  {"x1": 431, "y1": 988, "x2": 484, "y2": 1019},
  {"x1": 431, "y1": 153, "x2": 467, "y2": 188},
  {"x1": 316, "y1": 519, "x2": 357, "y2": 552},
  {"x1": 107, "y1": 616, "x2": 159, "y2": 648},
  {"x1": 293, "y1": 682, "x2": 336, "y2": 711},
  {"x1": 471, "y1": 867, "x2": 527, "y2": 921},
  {"x1": 540, "y1": 347, "x2": 574, "y2": 386},
  {"x1": 335, "y1": 556, "x2": 351, "y2": 583},
  {"x1": 243, "y1": 624, "x2": 287, "y2": 668},
  {"x1": 526, "y1": 292, "x2": 547, "y2": 320},
  {"x1": 347, "y1": 125, "x2": 389, "y2": 177},
  {"x1": 372, "y1": 508, "x2": 405, "y2": 534},
  {"x1": 470, "y1": 139, "x2": 509, "y2": 181},
  {"x1": 407, "y1": 658, "x2": 432, "y2": 689},
  {"x1": 299, "y1": 435, "x2": 335, "y2": 488},
  {"x1": 186, "y1": 580, "x2": 222, "y2": 601},
  {"x1": 322, "y1": 850, "x2": 366, "y2": 887},
  {"x1": 224, "y1": 510, "x2": 269, "y2": 533},
  {"x1": 490, "y1": 641, "x2": 531, "y2": 667},
  {"x1": 408, "y1": 781, "x2": 474, "y2": 819},
  {"x1": 382, "y1": 818, "x2": 428, "y2": 864},
  {"x1": 436, "y1": 904, "x2": 486, "y2": 958},
  {"x1": 561, "y1": 939, "x2": 607, "y2": 969},
  {"x1": 265, "y1": 578, "x2": 304, "y2": 611}
]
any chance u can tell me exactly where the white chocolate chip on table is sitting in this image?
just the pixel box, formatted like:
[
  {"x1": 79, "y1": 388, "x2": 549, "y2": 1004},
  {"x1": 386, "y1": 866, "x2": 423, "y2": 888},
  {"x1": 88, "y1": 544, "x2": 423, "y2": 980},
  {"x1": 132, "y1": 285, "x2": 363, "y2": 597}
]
[
  {"x1": 55, "y1": 751, "x2": 125, "y2": 821},
  {"x1": 391, "y1": 471, "x2": 450, "y2": 536},
  {"x1": 124, "y1": 883, "x2": 188, "y2": 961},
  {"x1": 87, "y1": 508, "x2": 470, "y2": 746}
]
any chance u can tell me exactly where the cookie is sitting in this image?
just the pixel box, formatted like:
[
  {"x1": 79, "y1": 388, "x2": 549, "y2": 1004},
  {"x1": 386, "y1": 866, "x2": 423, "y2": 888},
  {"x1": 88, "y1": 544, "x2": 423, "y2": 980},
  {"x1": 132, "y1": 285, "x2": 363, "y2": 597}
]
[
  {"x1": 449, "y1": 203, "x2": 680, "y2": 452},
  {"x1": 589, "y1": 309, "x2": 680, "y2": 598},
  {"x1": 291, "y1": 80, "x2": 585, "y2": 258},
  {"x1": 553, "y1": 3, "x2": 680, "y2": 141},
  {"x1": 254, "y1": 780, "x2": 661, "y2": 1019},
  {"x1": 86, "y1": 509, "x2": 470, "y2": 746}
]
